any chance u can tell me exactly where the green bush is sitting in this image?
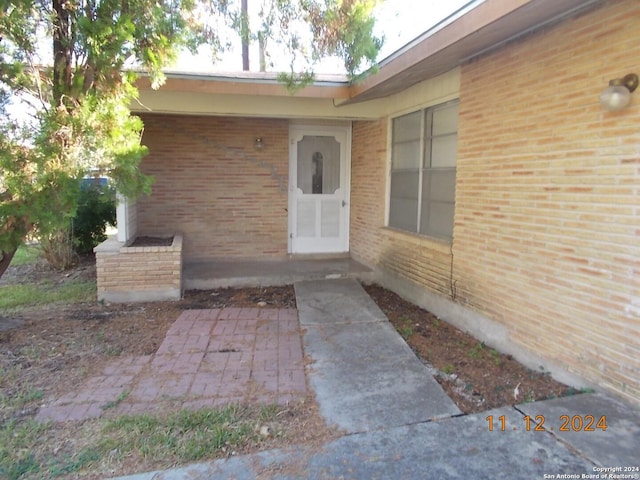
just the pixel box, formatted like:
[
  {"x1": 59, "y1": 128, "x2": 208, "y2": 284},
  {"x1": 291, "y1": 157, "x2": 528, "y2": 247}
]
[{"x1": 72, "y1": 181, "x2": 116, "y2": 254}]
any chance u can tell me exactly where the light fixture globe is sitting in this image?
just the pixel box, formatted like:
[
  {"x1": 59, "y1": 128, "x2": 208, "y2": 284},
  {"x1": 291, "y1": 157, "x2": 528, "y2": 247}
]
[
  {"x1": 600, "y1": 83, "x2": 632, "y2": 111},
  {"x1": 600, "y1": 73, "x2": 638, "y2": 111}
]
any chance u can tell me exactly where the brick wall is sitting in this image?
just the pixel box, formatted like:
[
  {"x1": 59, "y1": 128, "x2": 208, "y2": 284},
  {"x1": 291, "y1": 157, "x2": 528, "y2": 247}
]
[
  {"x1": 95, "y1": 234, "x2": 183, "y2": 302},
  {"x1": 351, "y1": 0, "x2": 640, "y2": 404},
  {"x1": 137, "y1": 115, "x2": 289, "y2": 260},
  {"x1": 350, "y1": 119, "x2": 386, "y2": 265},
  {"x1": 351, "y1": 119, "x2": 459, "y2": 293},
  {"x1": 456, "y1": 0, "x2": 640, "y2": 404}
]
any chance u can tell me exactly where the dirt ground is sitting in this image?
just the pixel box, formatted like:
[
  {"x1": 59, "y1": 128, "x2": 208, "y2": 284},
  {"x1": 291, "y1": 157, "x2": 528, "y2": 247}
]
[
  {"x1": 0, "y1": 257, "x2": 299, "y2": 423},
  {"x1": 0, "y1": 255, "x2": 579, "y2": 477},
  {"x1": 363, "y1": 284, "x2": 578, "y2": 413},
  {"x1": 0, "y1": 256, "x2": 576, "y2": 418},
  {"x1": 0, "y1": 258, "x2": 332, "y2": 478}
]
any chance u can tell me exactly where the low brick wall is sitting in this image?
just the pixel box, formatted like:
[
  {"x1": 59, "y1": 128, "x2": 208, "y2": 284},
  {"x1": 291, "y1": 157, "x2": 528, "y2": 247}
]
[{"x1": 94, "y1": 233, "x2": 183, "y2": 303}]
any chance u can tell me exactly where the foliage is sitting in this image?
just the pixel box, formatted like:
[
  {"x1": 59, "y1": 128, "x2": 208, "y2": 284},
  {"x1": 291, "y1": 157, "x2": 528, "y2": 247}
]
[
  {"x1": 40, "y1": 226, "x2": 75, "y2": 270},
  {"x1": 0, "y1": 280, "x2": 96, "y2": 310},
  {"x1": 0, "y1": 420, "x2": 50, "y2": 480},
  {"x1": 100, "y1": 405, "x2": 262, "y2": 462},
  {"x1": 0, "y1": 0, "x2": 382, "y2": 277},
  {"x1": 73, "y1": 181, "x2": 116, "y2": 255},
  {"x1": 0, "y1": 405, "x2": 282, "y2": 479},
  {"x1": 303, "y1": 0, "x2": 382, "y2": 75},
  {"x1": 9, "y1": 244, "x2": 41, "y2": 266},
  {"x1": 257, "y1": 0, "x2": 383, "y2": 88}
]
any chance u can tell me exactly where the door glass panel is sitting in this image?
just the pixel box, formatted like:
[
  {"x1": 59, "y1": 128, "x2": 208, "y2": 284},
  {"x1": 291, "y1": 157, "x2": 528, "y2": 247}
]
[{"x1": 297, "y1": 135, "x2": 341, "y2": 194}]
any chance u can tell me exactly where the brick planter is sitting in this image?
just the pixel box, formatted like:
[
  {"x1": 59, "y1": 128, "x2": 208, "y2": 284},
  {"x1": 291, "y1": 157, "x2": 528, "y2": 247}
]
[{"x1": 94, "y1": 233, "x2": 183, "y2": 303}]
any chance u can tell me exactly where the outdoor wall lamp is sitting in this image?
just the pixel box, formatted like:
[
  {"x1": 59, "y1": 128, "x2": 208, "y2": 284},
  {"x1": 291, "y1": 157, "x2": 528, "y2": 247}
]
[
  {"x1": 599, "y1": 73, "x2": 638, "y2": 111},
  {"x1": 254, "y1": 137, "x2": 265, "y2": 149}
]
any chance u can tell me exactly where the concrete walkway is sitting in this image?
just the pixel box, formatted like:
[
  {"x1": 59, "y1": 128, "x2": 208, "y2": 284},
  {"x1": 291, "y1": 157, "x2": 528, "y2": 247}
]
[
  {"x1": 110, "y1": 279, "x2": 640, "y2": 479},
  {"x1": 295, "y1": 279, "x2": 460, "y2": 433}
]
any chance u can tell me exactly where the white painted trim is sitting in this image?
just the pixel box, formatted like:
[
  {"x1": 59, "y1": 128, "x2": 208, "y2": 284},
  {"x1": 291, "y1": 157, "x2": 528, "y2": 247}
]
[
  {"x1": 384, "y1": 116, "x2": 393, "y2": 228},
  {"x1": 116, "y1": 193, "x2": 128, "y2": 243}
]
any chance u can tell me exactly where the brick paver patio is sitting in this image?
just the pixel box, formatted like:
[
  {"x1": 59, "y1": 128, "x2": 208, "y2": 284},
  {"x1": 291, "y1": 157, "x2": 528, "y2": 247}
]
[{"x1": 36, "y1": 308, "x2": 306, "y2": 423}]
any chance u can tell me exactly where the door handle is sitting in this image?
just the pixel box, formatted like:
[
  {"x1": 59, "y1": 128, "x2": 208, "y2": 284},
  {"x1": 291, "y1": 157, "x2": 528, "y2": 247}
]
[{"x1": 342, "y1": 200, "x2": 347, "y2": 207}]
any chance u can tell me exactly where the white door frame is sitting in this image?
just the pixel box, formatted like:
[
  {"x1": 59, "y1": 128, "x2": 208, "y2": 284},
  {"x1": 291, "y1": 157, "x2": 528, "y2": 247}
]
[{"x1": 288, "y1": 125, "x2": 351, "y2": 254}]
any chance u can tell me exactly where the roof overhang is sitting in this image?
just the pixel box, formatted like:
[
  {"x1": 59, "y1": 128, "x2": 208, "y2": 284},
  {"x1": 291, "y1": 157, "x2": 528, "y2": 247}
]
[
  {"x1": 135, "y1": 71, "x2": 351, "y2": 100},
  {"x1": 345, "y1": 0, "x2": 604, "y2": 104},
  {"x1": 134, "y1": 0, "x2": 605, "y2": 115}
]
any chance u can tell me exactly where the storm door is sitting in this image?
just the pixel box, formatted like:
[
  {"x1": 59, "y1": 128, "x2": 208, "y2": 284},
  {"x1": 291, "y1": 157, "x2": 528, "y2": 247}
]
[{"x1": 288, "y1": 126, "x2": 350, "y2": 254}]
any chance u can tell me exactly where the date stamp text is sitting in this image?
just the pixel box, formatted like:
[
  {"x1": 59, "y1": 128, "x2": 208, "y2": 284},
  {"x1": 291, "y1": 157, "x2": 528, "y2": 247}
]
[{"x1": 486, "y1": 414, "x2": 608, "y2": 432}]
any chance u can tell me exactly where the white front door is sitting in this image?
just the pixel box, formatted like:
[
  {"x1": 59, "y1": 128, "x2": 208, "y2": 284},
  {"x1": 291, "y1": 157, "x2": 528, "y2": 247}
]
[{"x1": 289, "y1": 126, "x2": 350, "y2": 254}]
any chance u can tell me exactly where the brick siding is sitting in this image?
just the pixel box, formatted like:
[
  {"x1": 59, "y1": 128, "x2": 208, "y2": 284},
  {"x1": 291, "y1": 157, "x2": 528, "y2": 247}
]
[
  {"x1": 351, "y1": 0, "x2": 640, "y2": 404},
  {"x1": 95, "y1": 234, "x2": 183, "y2": 302},
  {"x1": 136, "y1": 115, "x2": 290, "y2": 260},
  {"x1": 349, "y1": 118, "x2": 387, "y2": 265},
  {"x1": 456, "y1": 0, "x2": 640, "y2": 404}
]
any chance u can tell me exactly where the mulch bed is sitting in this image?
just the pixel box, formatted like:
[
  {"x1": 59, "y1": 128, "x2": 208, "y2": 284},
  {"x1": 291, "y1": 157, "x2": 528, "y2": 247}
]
[
  {"x1": 128, "y1": 236, "x2": 174, "y2": 247},
  {"x1": 363, "y1": 284, "x2": 579, "y2": 413}
]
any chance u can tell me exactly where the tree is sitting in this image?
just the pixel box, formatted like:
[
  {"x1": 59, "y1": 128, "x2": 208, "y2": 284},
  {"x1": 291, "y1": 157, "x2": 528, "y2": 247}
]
[{"x1": 0, "y1": 0, "x2": 382, "y2": 278}]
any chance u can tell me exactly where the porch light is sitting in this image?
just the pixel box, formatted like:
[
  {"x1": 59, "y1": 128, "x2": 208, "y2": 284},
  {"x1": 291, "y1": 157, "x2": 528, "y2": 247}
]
[
  {"x1": 599, "y1": 73, "x2": 638, "y2": 111},
  {"x1": 254, "y1": 137, "x2": 265, "y2": 149}
]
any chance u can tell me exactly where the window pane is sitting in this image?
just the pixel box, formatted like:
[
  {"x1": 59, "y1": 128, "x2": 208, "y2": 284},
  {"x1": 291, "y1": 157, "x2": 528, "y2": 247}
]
[
  {"x1": 428, "y1": 169, "x2": 456, "y2": 202},
  {"x1": 388, "y1": 100, "x2": 458, "y2": 238},
  {"x1": 430, "y1": 134, "x2": 457, "y2": 167},
  {"x1": 431, "y1": 103, "x2": 458, "y2": 135},
  {"x1": 420, "y1": 169, "x2": 455, "y2": 239},
  {"x1": 393, "y1": 111, "x2": 421, "y2": 143},
  {"x1": 392, "y1": 140, "x2": 421, "y2": 169},
  {"x1": 389, "y1": 171, "x2": 419, "y2": 232},
  {"x1": 420, "y1": 201, "x2": 455, "y2": 238}
]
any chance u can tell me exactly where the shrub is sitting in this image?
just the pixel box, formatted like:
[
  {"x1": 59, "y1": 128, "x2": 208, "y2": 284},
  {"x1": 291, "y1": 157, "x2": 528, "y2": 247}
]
[
  {"x1": 72, "y1": 180, "x2": 116, "y2": 254},
  {"x1": 40, "y1": 228, "x2": 75, "y2": 270}
]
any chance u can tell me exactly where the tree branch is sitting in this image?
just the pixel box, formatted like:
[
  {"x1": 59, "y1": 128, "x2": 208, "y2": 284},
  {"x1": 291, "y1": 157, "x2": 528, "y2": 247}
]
[{"x1": 0, "y1": 247, "x2": 18, "y2": 279}]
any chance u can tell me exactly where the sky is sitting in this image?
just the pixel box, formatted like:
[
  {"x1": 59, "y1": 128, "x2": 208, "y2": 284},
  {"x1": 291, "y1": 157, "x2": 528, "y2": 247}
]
[
  {"x1": 173, "y1": 0, "x2": 480, "y2": 74},
  {"x1": 6, "y1": 0, "x2": 481, "y2": 121}
]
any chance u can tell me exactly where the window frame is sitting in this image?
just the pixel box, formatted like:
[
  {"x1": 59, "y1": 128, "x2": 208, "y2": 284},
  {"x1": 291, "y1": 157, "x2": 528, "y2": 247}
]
[{"x1": 387, "y1": 99, "x2": 459, "y2": 241}]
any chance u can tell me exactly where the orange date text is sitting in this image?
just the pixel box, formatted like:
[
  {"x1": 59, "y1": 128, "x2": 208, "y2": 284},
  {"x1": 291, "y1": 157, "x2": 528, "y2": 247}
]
[{"x1": 486, "y1": 414, "x2": 607, "y2": 432}]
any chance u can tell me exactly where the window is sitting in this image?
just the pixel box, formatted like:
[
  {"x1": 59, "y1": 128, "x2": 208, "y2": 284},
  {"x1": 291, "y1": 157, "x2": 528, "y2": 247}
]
[{"x1": 388, "y1": 101, "x2": 458, "y2": 240}]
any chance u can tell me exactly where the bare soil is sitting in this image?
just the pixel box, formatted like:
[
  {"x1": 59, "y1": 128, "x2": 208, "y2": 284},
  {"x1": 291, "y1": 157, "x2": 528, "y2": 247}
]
[
  {"x1": 127, "y1": 236, "x2": 173, "y2": 247},
  {"x1": 0, "y1": 258, "x2": 575, "y2": 418},
  {"x1": 0, "y1": 258, "x2": 331, "y2": 478},
  {"x1": 363, "y1": 284, "x2": 578, "y2": 413},
  {"x1": 0, "y1": 256, "x2": 578, "y2": 477}
]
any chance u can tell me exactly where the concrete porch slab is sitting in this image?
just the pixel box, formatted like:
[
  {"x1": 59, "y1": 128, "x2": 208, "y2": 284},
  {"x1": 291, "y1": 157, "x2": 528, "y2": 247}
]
[{"x1": 184, "y1": 257, "x2": 375, "y2": 290}]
